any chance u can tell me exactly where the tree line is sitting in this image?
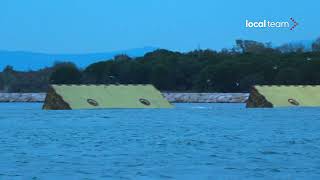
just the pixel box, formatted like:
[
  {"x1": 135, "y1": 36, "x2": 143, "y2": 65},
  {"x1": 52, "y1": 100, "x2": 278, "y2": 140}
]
[{"x1": 1, "y1": 38, "x2": 320, "y2": 93}]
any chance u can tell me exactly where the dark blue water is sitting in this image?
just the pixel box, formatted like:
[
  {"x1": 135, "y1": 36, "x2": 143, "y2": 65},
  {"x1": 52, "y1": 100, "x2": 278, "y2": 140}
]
[{"x1": 0, "y1": 103, "x2": 320, "y2": 179}]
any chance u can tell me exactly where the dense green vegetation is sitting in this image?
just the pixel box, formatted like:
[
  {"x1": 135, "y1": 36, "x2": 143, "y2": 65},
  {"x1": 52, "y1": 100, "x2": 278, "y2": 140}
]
[{"x1": 1, "y1": 39, "x2": 320, "y2": 93}]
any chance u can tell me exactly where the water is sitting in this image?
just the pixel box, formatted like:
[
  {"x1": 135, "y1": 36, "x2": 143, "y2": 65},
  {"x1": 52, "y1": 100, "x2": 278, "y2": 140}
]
[{"x1": 0, "y1": 103, "x2": 320, "y2": 179}]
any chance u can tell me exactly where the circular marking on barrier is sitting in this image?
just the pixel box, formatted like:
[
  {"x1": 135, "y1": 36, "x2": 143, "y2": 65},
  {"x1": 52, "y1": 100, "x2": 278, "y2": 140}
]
[
  {"x1": 87, "y1": 99, "x2": 99, "y2": 106},
  {"x1": 288, "y1": 98, "x2": 299, "y2": 106},
  {"x1": 139, "y1": 98, "x2": 151, "y2": 106}
]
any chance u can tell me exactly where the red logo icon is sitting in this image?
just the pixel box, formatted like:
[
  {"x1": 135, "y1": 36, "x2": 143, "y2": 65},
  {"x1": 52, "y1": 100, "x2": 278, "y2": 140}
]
[{"x1": 290, "y1": 18, "x2": 298, "y2": 30}]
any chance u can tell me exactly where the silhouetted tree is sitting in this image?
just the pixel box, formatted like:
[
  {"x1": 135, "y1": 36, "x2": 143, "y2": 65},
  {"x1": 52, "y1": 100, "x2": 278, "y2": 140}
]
[
  {"x1": 2, "y1": 39, "x2": 320, "y2": 93},
  {"x1": 277, "y1": 43, "x2": 305, "y2": 53},
  {"x1": 312, "y1": 37, "x2": 320, "y2": 52},
  {"x1": 50, "y1": 63, "x2": 82, "y2": 84}
]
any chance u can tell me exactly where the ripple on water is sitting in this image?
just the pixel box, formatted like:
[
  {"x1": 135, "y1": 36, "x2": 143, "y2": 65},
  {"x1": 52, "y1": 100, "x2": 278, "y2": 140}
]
[{"x1": 0, "y1": 103, "x2": 319, "y2": 179}]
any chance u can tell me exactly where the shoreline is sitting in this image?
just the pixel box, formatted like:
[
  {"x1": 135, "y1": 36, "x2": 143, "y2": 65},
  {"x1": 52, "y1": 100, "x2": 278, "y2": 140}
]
[{"x1": 0, "y1": 93, "x2": 249, "y2": 103}]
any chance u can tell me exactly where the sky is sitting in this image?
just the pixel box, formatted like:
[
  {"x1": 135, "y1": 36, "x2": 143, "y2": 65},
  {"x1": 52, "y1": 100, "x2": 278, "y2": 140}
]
[{"x1": 0, "y1": 0, "x2": 319, "y2": 53}]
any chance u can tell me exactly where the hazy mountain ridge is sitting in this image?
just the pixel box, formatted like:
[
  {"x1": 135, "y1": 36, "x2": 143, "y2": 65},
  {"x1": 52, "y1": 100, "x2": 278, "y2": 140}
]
[
  {"x1": 0, "y1": 39, "x2": 315, "y2": 71},
  {"x1": 0, "y1": 47, "x2": 157, "y2": 70}
]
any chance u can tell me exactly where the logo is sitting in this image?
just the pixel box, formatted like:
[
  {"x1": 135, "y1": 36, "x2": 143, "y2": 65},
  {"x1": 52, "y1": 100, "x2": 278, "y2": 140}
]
[{"x1": 245, "y1": 18, "x2": 299, "y2": 30}]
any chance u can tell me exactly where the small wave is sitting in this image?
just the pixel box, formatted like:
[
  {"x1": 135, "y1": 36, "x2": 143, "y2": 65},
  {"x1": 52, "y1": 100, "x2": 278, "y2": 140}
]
[
  {"x1": 191, "y1": 106, "x2": 209, "y2": 109},
  {"x1": 260, "y1": 151, "x2": 280, "y2": 155}
]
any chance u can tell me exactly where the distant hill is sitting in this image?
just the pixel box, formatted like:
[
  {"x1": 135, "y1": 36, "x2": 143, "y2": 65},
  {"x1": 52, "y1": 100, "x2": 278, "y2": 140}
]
[{"x1": 0, "y1": 47, "x2": 157, "y2": 71}]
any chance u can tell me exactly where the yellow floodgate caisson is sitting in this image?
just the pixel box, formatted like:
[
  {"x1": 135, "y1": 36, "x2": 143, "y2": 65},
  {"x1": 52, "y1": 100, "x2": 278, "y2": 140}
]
[
  {"x1": 43, "y1": 84, "x2": 173, "y2": 110},
  {"x1": 246, "y1": 85, "x2": 320, "y2": 108}
]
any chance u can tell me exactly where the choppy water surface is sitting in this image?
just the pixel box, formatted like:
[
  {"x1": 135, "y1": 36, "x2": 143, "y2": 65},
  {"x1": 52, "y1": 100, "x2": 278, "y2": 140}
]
[{"x1": 0, "y1": 103, "x2": 320, "y2": 179}]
